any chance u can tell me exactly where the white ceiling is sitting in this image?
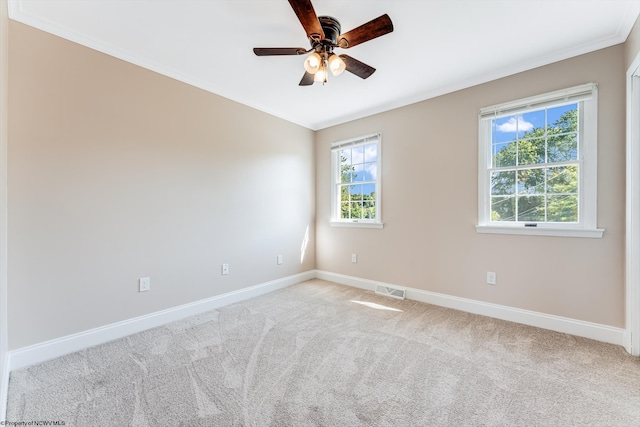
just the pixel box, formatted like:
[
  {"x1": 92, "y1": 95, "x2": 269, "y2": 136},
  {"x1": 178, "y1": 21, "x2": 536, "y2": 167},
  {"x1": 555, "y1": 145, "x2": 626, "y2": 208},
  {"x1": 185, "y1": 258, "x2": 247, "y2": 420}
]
[{"x1": 8, "y1": 0, "x2": 640, "y2": 130}]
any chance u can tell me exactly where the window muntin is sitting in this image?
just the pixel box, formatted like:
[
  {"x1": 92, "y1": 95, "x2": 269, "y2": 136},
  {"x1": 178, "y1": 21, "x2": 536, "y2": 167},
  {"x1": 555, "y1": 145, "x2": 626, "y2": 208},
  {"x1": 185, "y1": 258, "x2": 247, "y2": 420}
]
[
  {"x1": 477, "y1": 83, "x2": 601, "y2": 237},
  {"x1": 331, "y1": 133, "x2": 381, "y2": 226}
]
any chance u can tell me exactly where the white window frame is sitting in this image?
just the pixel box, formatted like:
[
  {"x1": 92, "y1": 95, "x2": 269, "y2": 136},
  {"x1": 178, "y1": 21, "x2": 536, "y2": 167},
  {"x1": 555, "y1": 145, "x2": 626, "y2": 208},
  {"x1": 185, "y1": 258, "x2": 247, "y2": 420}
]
[
  {"x1": 476, "y1": 83, "x2": 603, "y2": 238},
  {"x1": 625, "y1": 53, "x2": 640, "y2": 356},
  {"x1": 330, "y1": 133, "x2": 383, "y2": 228}
]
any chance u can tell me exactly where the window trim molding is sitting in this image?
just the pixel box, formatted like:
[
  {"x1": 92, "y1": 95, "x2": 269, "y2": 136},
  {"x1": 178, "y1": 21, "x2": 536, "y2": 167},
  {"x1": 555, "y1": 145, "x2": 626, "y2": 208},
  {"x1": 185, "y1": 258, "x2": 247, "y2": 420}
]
[
  {"x1": 625, "y1": 52, "x2": 640, "y2": 356},
  {"x1": 330, "y1": 133, "x2": 383, "y2": 228},
  {"x1": 477, "y1": 83, "x2": 602, "y2": 238},
  {"x1": 330, "y1": 221, "x2": 384, "y2": 229},
  {"x1": 475, "y1": 225, "x2": 603, "y2": 238}
]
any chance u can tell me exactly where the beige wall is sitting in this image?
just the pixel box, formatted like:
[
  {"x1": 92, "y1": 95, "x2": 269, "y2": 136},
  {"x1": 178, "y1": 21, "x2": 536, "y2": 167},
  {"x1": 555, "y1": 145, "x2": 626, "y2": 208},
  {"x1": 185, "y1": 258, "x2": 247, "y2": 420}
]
[
  {"x1": 1, "y1": 0, "x2": 8, "y2": 400},
  {"x1": 6, "y1": 15, "x2": 636, "y2": 350},
  {"x1": 625, "y1": 15, "x2": 640, "y2": 70},
  {"x1": 316, "y1": 46, "x2": 626, "y2": 328},
  {"x1": 8, "y1": 21, "x2": 316, "y2": 349}
]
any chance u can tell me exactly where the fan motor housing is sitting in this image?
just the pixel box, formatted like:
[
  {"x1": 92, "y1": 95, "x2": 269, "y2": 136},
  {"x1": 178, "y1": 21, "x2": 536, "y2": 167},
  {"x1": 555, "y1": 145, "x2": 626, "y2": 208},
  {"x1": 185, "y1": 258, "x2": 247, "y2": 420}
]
[{"x1": 316, "y1": 16, "x2": 341, "y2": 45}]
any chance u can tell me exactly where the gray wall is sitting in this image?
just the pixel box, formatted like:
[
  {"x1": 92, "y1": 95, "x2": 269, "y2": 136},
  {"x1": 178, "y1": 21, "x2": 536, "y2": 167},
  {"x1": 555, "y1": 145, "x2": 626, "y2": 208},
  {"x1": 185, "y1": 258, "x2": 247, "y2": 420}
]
[
  {"x1": 8, "y1": 21, "x2": 316, "y2": 349},
  {"x1": 316, "y1": 45, "x2": 626, "y2": 328}
]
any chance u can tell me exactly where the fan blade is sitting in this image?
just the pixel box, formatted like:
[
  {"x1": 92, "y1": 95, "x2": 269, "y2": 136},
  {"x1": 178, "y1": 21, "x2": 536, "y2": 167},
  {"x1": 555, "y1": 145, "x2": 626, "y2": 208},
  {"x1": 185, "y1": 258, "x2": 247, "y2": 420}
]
[
  {"x1": 288, "y1": 0, "x2": 325, "y2": 41},
  {"x1": 338, "y1": 14, "x2": 393, "y2": 48},
  {"x1": 340, "y1": 55, "x2": 376, "y2": 79},
  {"x1": 299, "y1": 71, "x2": 315, "y2": 86},
  {"x1": 253, "y1": 47, "x2": 307, "y2": 56}
]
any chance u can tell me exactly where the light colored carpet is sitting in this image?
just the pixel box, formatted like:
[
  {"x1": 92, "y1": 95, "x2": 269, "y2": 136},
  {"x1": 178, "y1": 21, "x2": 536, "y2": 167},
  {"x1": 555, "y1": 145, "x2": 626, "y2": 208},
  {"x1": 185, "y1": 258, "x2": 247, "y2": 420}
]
[{"x1": 6, "y1": 279, "x2": 640, "y2": 426}]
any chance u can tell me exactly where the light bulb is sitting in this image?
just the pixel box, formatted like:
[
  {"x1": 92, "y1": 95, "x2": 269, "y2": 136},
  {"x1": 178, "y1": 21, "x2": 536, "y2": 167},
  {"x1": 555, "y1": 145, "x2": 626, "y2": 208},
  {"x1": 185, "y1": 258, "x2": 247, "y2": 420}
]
[
  {"x1": 314, "y1": 67, "x2": 327, "y2": 83},
  {"x1": 304, "y1": 53, "x2": 321, "y2": 74},
  {"x1": 328, "y1": 54, "x2": 346, "y2": 76}
]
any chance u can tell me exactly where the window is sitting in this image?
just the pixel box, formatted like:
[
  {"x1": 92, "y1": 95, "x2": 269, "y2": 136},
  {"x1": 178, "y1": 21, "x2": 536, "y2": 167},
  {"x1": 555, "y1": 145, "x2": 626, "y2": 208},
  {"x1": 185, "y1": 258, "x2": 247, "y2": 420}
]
[
  {"x1": 477, "y1": 83, "x2": 603, "y2": 238},
  {"x1": 331, "y1": 133, "x2": 382, "y2": 228}
]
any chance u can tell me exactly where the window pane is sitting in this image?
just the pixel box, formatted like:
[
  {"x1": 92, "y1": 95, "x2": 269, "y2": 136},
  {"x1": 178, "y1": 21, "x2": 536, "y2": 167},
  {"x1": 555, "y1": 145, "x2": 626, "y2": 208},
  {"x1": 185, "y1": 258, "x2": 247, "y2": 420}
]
[
  {"x1": 548, "y1": 133, "x2": 578, "y2": 162},
  {"x1": 349, "y1": 184, "x2": 364, "y2": 198},
  {"x1": 340, "y1": 185, "x2": 350, "y2": 202},
  {"x1": 352, "y1": 164, "x2": 364, "y2": 182},
  {"x1": 363, "y1": 162, "x2": 377, "y2": 181},
  {"x1": 518, "y1": 196, "x2": 545, "y2": 221},
  {"x1": 350, "y1": 201, "x2": 363, "y2": 219},
  {"x1": 363, "y1": 182, "x2": 375, "y2": 219},
  {"x1": 491, "y1": 171, "x2": 516, "y2": 195},
  {"x1": 547, "y1": 166, "x2": 578, "y2": 194},
  {"x1": 517, "y1": 137, "x2": 545, "y2": 165},
  {"x1": 492, "y1": 115, "x2": 519, "y2": 143},
  {"x1": 339, "y1": 150, "x2": 353, "y2": 183},
  {"x1": 491, "y1": 196, "x2": 515, "y2": 221},
  {"x1": 363, "y1": 199, "x2": 376, "y2": 219},
  {"x1": 340, "y1": 186, "x2": 349, "y2": 202},
  {"x1": 547, "y1": 104, "x2": 577, "y2": 133},
  {"x1": 340, "y1": 202, "x2": 350, "y2": 219},
  {"x1": 520, "y1": 110, "x2": 544, "y2": 134},
  {"x1": 352, "y1": 145, "x2": 364, "y2": 165},
  {"x1": 547, "y1": 194, "x2": 578, "y2": 222},
  {"x1": 493, "y1": 142, "x2": 516, "y2": 167},
  {"x1": 340, "y1": 149, "x2": 352, "y2": 165},
  {"x1": 362, "y1": 183, "x2": 376, "y2": 197},
  {"x1": 364, "y1": 143, "x2": 377, "y2": 163},
  {"x1": 518, "y1": 168, "x2": 545, "y2": 194}
]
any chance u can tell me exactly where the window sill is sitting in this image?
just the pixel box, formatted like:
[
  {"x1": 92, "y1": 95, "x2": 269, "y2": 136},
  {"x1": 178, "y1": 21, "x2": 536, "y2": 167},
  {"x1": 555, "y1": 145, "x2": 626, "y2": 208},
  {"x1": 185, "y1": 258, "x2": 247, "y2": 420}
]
[
  {"x1": 330, "y1": 221, "x2": 384, "y2": 229},
  {"x1": 476, "y1": 225, "x2": 604, "y2": 238}
]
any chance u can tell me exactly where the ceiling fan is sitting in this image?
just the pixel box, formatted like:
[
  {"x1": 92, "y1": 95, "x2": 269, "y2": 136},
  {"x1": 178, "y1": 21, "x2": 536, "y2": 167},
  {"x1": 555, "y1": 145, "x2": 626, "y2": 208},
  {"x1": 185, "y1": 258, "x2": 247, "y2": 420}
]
[{"x1": 253, "y1": 0, "x2": 394, "y2": 86}]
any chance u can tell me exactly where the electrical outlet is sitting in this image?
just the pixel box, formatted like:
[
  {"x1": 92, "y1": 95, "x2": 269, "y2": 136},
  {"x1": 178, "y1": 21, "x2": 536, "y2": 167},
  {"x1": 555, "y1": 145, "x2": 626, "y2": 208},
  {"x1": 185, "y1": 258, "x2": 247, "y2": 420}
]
[
  {"x1": 486, "y1": 272, "x2": 497, "y2": 285},
  {"x1": 277, "y1": 254, "x2": 283, "y2": 265},
  {"x1": 352, "y1": 253, "x2": 357, "y2": 263},
  {"x1": 222, "y1": 263, "x2": 229, "y2": 275},
  {"x1": 139, "y1": 277, "x2": 150, "y2": 292}
]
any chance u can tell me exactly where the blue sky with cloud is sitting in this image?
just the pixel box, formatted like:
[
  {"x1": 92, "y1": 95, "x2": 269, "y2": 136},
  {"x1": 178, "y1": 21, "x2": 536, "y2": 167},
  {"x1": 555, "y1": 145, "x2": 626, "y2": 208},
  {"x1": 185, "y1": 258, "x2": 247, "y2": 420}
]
[{"x1": 493, "y1": 104, "x2": 576, "y2": 143}]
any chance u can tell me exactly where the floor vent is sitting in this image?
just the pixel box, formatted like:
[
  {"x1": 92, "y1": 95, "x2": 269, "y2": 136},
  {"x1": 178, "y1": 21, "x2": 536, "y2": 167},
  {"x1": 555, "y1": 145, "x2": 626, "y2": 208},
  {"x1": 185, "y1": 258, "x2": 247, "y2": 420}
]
[{"x1": 375, "y1": 285, "x2": 406, "y2": 300}]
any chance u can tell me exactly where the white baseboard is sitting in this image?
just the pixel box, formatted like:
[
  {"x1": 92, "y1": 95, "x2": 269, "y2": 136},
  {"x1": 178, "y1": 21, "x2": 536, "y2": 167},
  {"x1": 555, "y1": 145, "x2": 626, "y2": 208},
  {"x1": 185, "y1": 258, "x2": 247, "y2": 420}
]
[
  {"x1": 0, "y1": 352, "x2": 9, "y2": 421},
  {"x1": 6, "y1": 269, "x2": 627, "y2": 373},
  {"x1": 9, "y1": 271, "x2": 315, "y2": 371},
  {"x1": 315, "y1": 270, "x2": 625, "y2": 346},
  {"x1": 623, "y1": 330, "x2": 632, "y2": 355}
]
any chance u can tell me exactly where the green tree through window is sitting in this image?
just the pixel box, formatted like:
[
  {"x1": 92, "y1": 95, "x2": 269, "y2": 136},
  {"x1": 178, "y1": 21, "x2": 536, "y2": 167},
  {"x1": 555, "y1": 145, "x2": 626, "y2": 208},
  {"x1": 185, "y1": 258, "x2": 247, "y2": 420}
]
[
  {"x1": 490, "y1": 106, "x2": 579, "y2": 223},
  {"x1": 339, "y1": 143, "x2": 377, "y2": 220},
  {"x1": 331, "y1": 133, "x2": 382, "y2": 226}
]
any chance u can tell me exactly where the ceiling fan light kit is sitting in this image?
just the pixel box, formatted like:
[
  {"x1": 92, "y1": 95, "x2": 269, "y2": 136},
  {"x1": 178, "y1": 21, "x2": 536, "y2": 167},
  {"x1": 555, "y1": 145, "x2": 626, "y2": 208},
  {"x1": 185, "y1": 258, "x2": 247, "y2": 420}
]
[
  {"x1": 253, "y1": 0, "x2": 393, "y2": 86},
  {"x1": 303, "y1": 52, "x2": 322, "y2": 74},
  {"x1": 313, "y1": 64, "x2": 328, "y2": 83},
  {"x1": 328, "y1": 54, "x2": 346, "y2": 76}
]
